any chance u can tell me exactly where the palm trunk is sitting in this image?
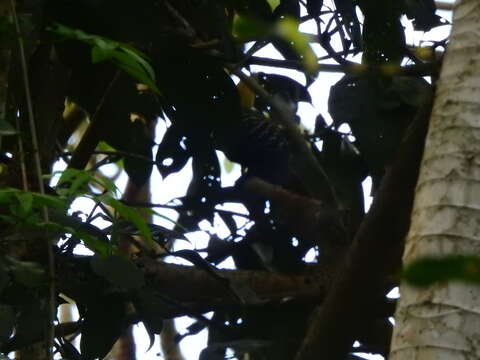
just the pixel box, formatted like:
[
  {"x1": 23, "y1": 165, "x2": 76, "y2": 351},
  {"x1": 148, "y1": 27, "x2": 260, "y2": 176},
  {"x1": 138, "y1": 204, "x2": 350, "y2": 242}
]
[{"x1": 390, "y1": 1, "x2": 480, "y2": 358}]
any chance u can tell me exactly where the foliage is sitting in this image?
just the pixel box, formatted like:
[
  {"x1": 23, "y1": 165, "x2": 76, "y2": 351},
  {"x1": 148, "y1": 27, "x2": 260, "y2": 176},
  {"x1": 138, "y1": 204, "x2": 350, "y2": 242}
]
[
  {"x1": 403, "y1": 255, "x2": 480, "y2": 286},
  {"x1": 0, "y1": 0, "x2": 450, "y2": 359}
]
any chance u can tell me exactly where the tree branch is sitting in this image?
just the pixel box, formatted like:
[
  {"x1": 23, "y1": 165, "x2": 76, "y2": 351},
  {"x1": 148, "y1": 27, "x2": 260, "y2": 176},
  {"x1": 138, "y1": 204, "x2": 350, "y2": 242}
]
[
  {"x1": 56, "y1": 255, "x2": 331, "y2": 311},
  {"x1": 295, "y1": 96, "x2": 433, "y2": 360}
]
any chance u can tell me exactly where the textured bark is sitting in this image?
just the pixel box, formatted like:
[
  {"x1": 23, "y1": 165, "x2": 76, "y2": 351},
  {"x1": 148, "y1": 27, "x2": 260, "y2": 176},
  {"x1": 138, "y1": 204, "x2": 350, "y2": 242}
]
[
  {"x1": 390, "y1": 1, "x2": 480, "y2": 359},
  {"x1": 137, "y1": 258, "x2": 330, "y2": 307}
]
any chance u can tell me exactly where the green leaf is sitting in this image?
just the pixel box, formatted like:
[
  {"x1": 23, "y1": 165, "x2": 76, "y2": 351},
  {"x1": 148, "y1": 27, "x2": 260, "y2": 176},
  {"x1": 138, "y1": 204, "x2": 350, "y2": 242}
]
[
  {"x1": 403, "y1": 255, "x2": 480, "y2": 287},
  {"x1": 0, "y1": 188, "x2": 66, "y2": 211},
  {"x1": 275, "y1": 17, "x2": 318, "y2": 75},
  {"x1": 0, "y1": 119, "x2": 18, "y2": 136},
  {"x1": 6, "y1": 258, "x2": 45, "y2": 288},
  {"x1": 76, "y1": 232, "x2": 111, "y2": 256},
  {"x1": 100, "y1": 195, "x2": 153, "y2": 243},
  {"x1": 266, "y1": 0, "x2": 281, "y2": 11},
  {"x1": 31, "y1": 192, "x2": 68, "y2": 210},
  {"x1": 112, "y1": 52, "x2": 160, "y2": 93},
  {"x1": 91, "y1": 255, "x2": 145, "y2": 290},
  {"x1": 0, "y1": 188, "x2": 16, "y2": 204},
  {"x1": 48, "y1": 23, "x2": 159, "y2": 93},
  {"x1": 233, "y1": 14, "x2": 270, "y2": 41},
  {"x1": 14, "y1": 192, "x2": 33, "y2": 216},
  {"x1": 91, "y1": 45, "x2": 115, "y2": 63},
  {"x1": 56, "y1": 168, "x2": 119, "y2": 197},
  {"x1": 120, "y1": 45, "x2": 156, "y2": 81}
]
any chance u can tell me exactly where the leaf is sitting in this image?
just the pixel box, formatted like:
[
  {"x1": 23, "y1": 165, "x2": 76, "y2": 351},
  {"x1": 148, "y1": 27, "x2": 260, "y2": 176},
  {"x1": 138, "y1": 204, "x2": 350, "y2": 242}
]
[
  {"x1": 100, "y1": 195, "x2": 153, "y2": 244},
  {"x1": 114, "y1": 57, "x2": 160, "y2": 94},
  {"x1": 121, "y1": 45, "x2": 156, "y2": 82},
  {"x1": 31, "y1": 192, "x2": 68, "y2": 210},
  {"x1": 403, "y1": 0, "x2": 444, "y2": 31},
  {"x1": 234, "y1": 0, "x2": 273, "y2": 22},
  {"x1": 80, "y1": 298, "x2": 126, "y2": 360},
  {"x1": 0, "y1": 188, "x2": 15, "y2": 203},
  {"x1": 91, "y1": 255, "x2": 145, "y2": 290},
  {"x1": 48, "y1": 23, "x2": 159, "y2": 93},
  {"x1": 5, "y1": 257, "x2": 45, "y2": 288},
  {"x1": 328, "y1": 74, "x2": 424, "y2": 178},
  {"x1": 273, "y1": 0, "x2": 300, "y2": 19},
  {"x1": 56, "y1": 168, "x2": 119, "y2": 197},
  {"x1": 134, "y1": 289, "x2": 166, "y2": 336},
  {"x1": 266, "y1": 0, "x2": 281, "y2": 11},
  {"x1": 14, "y1": 192, "x2": 33, "y2": 217},
  {"x1": 232, "y1": 14, "x2": 270, "y2": 41},
  {"x1": 91, "y1": 45, "x2": 115, "y2": 63},
  {"x1": 0, "y1": 188, "x2": 67, "y2": 211},
  {"x1": 0, "y1": 119, "x2": 18, "y2": 136},
  {"x1": 49, "y1": 210, "x2": 110, "y2": 244},
  {"x1": 155, "y1": 123, "x2": 191, "y2": 179},
  {"x1": 147, "y1": 223, "x2": 188, "y2": 244},
  {"x1": 275, "y1": 17, "x2": 318, "y2": 75},
  {"x1": 306, "y1": 0, "x2": 323, "y2": 18},
  {"x1": 76, "y1": 232, "x2": 111, "y2": 256},
  {"x1": 391, "y1": 76, "x2": 432, "y2": 108},
  {"x1": 403, "y1": 255, "x2": 480, "y2": 287}
]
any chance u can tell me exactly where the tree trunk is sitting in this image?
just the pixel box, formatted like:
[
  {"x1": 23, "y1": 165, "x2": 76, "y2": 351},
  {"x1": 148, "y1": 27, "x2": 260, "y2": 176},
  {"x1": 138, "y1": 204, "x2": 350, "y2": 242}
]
[{"x1": 390, "y1": 1, "x2": 480, "y2": 359}]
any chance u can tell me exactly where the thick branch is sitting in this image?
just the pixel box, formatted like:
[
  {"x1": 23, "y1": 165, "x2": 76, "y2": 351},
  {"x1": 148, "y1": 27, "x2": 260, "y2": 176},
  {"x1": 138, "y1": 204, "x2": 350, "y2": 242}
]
[
  {"x1": 137, "y1": 258, "x2": 330, "y2": 306},
  {"x1": 55, "y1": 254, "x2": 332, "y2": 313},
  {"x1": 295, "y1": 97, "x2": 433, "y2": 360}
]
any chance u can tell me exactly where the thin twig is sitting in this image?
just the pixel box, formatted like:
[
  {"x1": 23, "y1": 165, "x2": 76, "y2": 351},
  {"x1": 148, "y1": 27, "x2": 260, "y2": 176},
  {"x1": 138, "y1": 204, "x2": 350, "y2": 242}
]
[
  {"x1": 121, "y1": 200, "x2": 251, "y2": 219},
  {"x1": 164, "y1": 0, "x2": 196, "y2": 38},
  {"x1": 64, "y1": 150, "x2": 156, "y2": 165},
  {"x1": 9, "y1": 0, "x2": 54, "y2": 358},
  {"x1": 247, "y1": 56, "x2": 438, "y2": 76}
]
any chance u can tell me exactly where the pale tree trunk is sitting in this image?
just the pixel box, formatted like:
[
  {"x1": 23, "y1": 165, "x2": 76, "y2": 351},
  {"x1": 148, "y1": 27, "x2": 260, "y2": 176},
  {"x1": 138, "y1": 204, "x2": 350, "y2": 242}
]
[{"x1": 390, "y1": 1, "x2": 480, "y2": 359}]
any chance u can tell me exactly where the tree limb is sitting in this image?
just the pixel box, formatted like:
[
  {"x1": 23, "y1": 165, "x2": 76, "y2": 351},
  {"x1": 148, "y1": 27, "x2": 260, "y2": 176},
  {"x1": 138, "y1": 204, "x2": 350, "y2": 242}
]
[
  {"x1": 295, "y1": 96, "x2": 433, "y2": 360},
  {"x1": 56, "y1": 255, "x2": 331, "y2": 311}
]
